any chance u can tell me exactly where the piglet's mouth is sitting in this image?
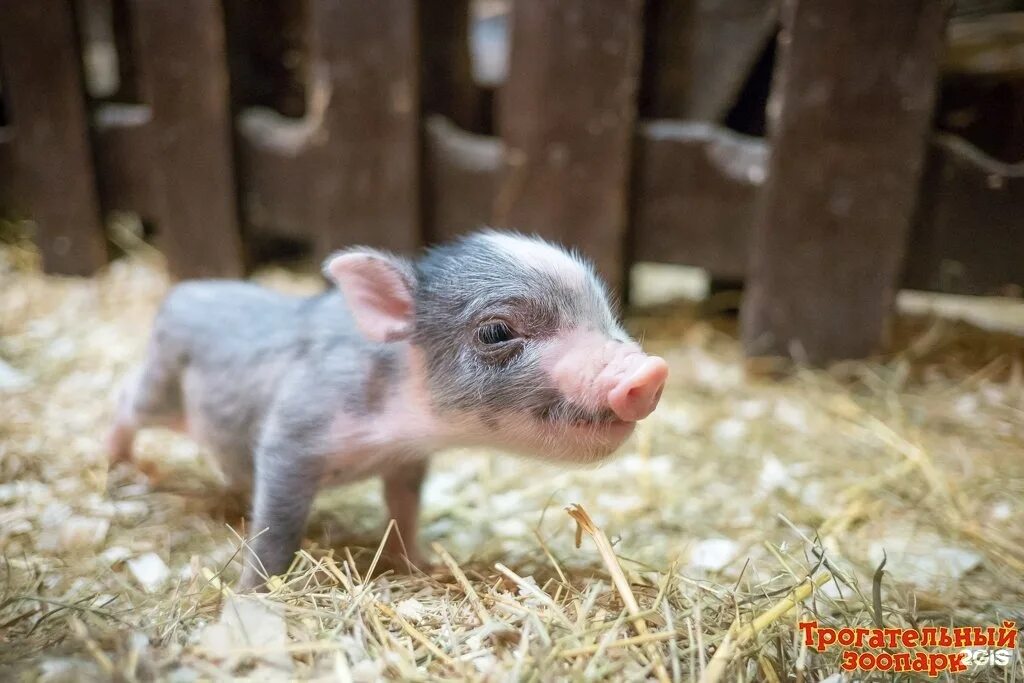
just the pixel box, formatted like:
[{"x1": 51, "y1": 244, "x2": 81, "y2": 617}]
[{"x1": 535, "y1": 402, "x2": 627, "y2": 427}]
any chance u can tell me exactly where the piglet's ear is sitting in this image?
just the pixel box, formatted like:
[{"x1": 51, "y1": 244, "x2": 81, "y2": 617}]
[{"x1": 324, "y1": 249, "x2": 416, "y2": 342}]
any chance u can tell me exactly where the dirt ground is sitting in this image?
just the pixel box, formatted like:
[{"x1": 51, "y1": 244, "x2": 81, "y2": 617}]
[{"x1": 1, "y1": 242, "x2": 1022, "y2": 681}]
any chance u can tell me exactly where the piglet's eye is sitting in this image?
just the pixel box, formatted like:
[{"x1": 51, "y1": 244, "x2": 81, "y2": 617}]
[{"x1": 478, "y1": 321, "x2": 515, "y2": 345}]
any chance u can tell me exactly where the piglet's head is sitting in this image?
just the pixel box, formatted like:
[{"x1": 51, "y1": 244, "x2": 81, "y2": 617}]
[{"x1": 325, "y1": 231, "x2": 668, "y2": 463}]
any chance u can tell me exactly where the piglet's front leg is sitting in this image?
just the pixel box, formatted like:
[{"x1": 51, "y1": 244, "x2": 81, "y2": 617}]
[
  {"x1": 382, "y1": 459, "x2": 429, "y2": 570},
  {"x1": 239, "y1": 440, "x2": 322, "y2": 591}
]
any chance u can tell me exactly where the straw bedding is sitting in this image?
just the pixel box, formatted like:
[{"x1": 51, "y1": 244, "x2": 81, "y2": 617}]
[{"x1": 1, "y1": 234, "x2": 1022, "y2": 681}]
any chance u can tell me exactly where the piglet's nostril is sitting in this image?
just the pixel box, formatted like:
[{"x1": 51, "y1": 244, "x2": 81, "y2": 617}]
[{"x1": 607, "y1": 356, "x2": 669, "y2": 422}]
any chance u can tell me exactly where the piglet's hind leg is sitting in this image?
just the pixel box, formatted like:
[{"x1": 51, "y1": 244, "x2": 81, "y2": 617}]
[
  {"x1": 382, "y1": 460, "x2": 429, "y2": 570},
  {"x1": 108, "y1": 348, "x2": 185, "y2": 475}
]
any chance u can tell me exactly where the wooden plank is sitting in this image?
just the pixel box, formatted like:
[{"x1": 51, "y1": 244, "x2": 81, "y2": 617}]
[
  {"x1": 424, "y1": 116, "x2": 504, "y2": 242},
  {"x1": 93, "y1": 104, "x2": 155, "y2": 219},
  {"x1": 642, "y1": 0, "x2": 778, "y2": 121},
  {"x1": 109, "y1": 0, "x2": 140, "y2": 101},
  {"x1": 308, "y1": 0, "x2": 420, "y2": 255},
  {"x1": 131, "y1": 0, "x2": 244, "y2": 279},
  {"x1": 222, "y1": 0, "x2": 306, "y2": 116},
  {"x1": 238, "y1": 0, "x2": 420, "y2": 259},
  {"x1": 495, "y1": 0, "x2": 644, "y2": 291},
  {"x1": 904, "y1": 135, "x2": 1024, "y2": 295},
  {"x1": 420, "y1": 0, "x2": 481, "y2": 130},
  {"x1": 0, "y1": 0, "x2": 108, "y2": 275},
  {"x1": 687, "y1": 0, "x2": 778, "y2": 121},
  {"x1": 631, "y1": 121, "x2": 765, "y2": 278},
  {"x1": 0, "y1": 128, "x2": 15, "y2": 209},
  {"x1": 939, "y1": 14, "x2": 1024, "y2": 164},
  {"x1": 424, "y1": 122, "x2": 1021, "y2": 299},
  {"x1": 629, "y1": 124, "x2": 1023, "y2": 296},
  {"x1": 740, "y1": 0, "x2": 946, "y2": 363},
  {"x1": 638, "y1": 0, "x2": 694, "y2": 118},
  {"x1": 237, "y1": 110, "x2": 317, "y2": 241}
]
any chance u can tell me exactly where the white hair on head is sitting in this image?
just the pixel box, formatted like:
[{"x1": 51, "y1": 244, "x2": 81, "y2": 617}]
[
  {"x1": 476, "y1": 229, "x2": 624, "y2": 333},
  {"x1": 478, "y1": 229, "x2": 591, "y2": 282}
]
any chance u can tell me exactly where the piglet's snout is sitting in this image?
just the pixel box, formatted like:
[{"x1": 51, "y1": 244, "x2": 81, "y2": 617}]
[
  {"x1": 548, "y1": 335, "x2": 669, "y2": 422},
  {"x1": 607, "y1": 356, "x2": 668, "y2": 422}
]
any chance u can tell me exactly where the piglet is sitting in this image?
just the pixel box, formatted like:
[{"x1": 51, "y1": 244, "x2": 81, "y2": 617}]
[{"x1": 108, "y1": 231, "x2": 668, "y2": 589}]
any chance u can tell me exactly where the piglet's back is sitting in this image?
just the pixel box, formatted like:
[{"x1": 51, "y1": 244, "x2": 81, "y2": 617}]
[{"x1": 151, "y1": 281, "x2": 366, "y2": 369}]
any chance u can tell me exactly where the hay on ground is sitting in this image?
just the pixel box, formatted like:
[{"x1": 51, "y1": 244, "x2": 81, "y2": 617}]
[{"x1": 1, "y1": 237, "x2": 1022, "y2": 681}]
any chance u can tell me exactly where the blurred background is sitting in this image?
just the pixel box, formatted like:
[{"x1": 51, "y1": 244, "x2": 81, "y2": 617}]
[
  {"x1": 1, "y1": 0, "x2": 1022, "y2": 363},
  {"x1": 2, "y1": 2, "x2": 1024, "y2": 679}
]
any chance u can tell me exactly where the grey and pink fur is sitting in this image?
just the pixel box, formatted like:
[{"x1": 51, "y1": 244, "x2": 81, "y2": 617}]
[{"x1": 108, "y1": 230, "x2": 668, "y2": 589}]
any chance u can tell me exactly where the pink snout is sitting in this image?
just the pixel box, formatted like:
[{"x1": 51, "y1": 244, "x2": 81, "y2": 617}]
[{"x1": 607, "y1": 356, "x2": 669, "y2": 422}]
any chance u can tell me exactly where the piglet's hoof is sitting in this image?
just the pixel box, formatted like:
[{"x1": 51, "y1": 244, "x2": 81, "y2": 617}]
[
  {"x1": 211, "y1": 491, "x2": 251, "y2": 525},
  {"x1": 106, "y1": 458, "x2": 160, "y2": 489},
  {"x1": 379, "y1": 543, "x2": 431, "y2": 575}
]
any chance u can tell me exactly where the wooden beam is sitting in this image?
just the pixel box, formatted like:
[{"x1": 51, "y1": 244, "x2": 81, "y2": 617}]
[
  {"x1": 495, "y1": 0, "x2": 645, "y2": 291},
  {"x1": 93, "y1": 104, "x2": 155, "y2": 220},
  {"x1": 420, "y1": 119, "x2": 1023, "y2": 300},
  {"x1": 631, "y1": 121, "x2": 766, "y2": 278},
  {"x1": 740, "y1": 0, "x2": 947, "y2": 363},
  {"x1": 238, "y1": 0, "x2": 420, "y2": 259},
  {"x1": 424, "y1": 116, "x2": 504, "y2": 242},
  {"x1": 0, "y1": 0, "x2": 108, "y2": 274},
  {"x1": 420, "y1": 0, "x2": 481, "y2": 130},
  {"x1": 0, "y1": 128, "x2": 15, "y2": 209},
  {"x1": 904, "y1": 134, "x2": 1024, "y2": 295},
  {"x1": 642, "y1": 0, "x2": 778, "y2": 121},
  {"x1": 131, "y1": 0, "x2": 245, "y2": 279}
]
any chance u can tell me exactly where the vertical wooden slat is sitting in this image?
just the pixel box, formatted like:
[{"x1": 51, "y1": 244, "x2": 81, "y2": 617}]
[
  {"x1": 640, "y1": 0, "x2": 778, "y2": 121},
  {"x1": 631, "y1": 121, "x2": 765, "y2": 278},
  {"x1": 903, "y1": 136, "x2": 1024, "y2": 296},
  {"x1": 639, "y1": 0, "x2": 695, "y2": 119},
  {"x1": 424, "y1": 115, "x2": 504, "y2": 242},
  {"x1": 94, "y1": 105, "x2": 155, "y2": 219},
  {"x1": 222, "y1": 0, "x2": 307, "y2": 116},
  {"x1": 495, "y1": 0, "x2": 645, "y2": 291},
  {"x1": 686, "y1": 0, "x2": 778, "y2": 122},
  {"x1": 110, "y1": 0, "x2": 140, "y2": 101},
  {"x1": 311, "y1": 0, "x2": 419, "y2": 256},
  {"x1": 237, "y1": 0, "x2": 420, "y2": 259},
  {"x1": 0, "y1": 0, "x2": 108, "y2": 275},
  {"x1": 131, "y1": 0, "x2": 244, "y2": 279},
  {"x1": 0, "y1": 128, "x2": 15, "y2": 209},
  {"x1": 420, "y1": 0, "x2": 480, "y2": 130},
  {"x1": 740, "y1": 0, "x2": 946, "y2": 363},
  {"x1": 420, "y1": 0, "x2": 484, "y2": 245}
]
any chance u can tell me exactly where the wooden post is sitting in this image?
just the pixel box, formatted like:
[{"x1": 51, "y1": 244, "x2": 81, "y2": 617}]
[
  {"x1": 641, "y1": 0, "x2": 777, "y2": 121},
  {"x1": 424, "y1": 116, "x2": 504, "y2": 242},
  {"x1": 221, "y1": 0, "x2": 307, "y2": 117},
  {"x1": 420, "y1": 0, "x2": 480, "y2": 130},
  {"x1": 312, "y1": 0, "x2": 420, "y2": 256},
  {"x1": 419, "y1": 1, "x2": 488, "y2": 244},
  {"x1": 495, "y1": 0, "x2": 645, "y2": 292},
  {"x1": 131, "y1": 0, "x2": 245, "y2": 279},
  {"x1": 0, "y1": 129, "x2": 15, "y2": 209},
  {"x1": 639, "y1": 0, "x2": 694, "y2": 118},
  {"x1": 632, "y1": 121, "x2": 766, "y2": 279},
  {"x1": 904, "y1": 136, "x2": 1024, "y2": 295},
  {"x1": 740, "y1": 0, "x2": 946, "y2": 363},
  {"x1": 238, "y1": 0, "x2": 420, "y2": 260},
  {"x1": 109, "y1": 0, "x2": 140, "y2": 101},
  {"x1": 0, "y1": 0, "x2": 108, "y2": 275}
]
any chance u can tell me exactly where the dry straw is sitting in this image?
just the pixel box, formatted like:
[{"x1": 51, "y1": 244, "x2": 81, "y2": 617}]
[{"x1": 1, "y1": 233, "x2": 1022, "y2": 680}]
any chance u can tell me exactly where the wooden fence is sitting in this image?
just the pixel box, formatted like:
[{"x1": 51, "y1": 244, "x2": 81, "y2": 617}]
[{"x1": 0, "y1": 0, "x2": 1022, "y2": 363}]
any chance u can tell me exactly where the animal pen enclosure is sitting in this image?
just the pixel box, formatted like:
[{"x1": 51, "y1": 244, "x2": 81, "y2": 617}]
[
  {"x1": 2, "y1": 3, "x2": 1024, "y2": 681},
  {"x1": 0, "y1": 0, "x2": 1023, "y2": 365}
]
